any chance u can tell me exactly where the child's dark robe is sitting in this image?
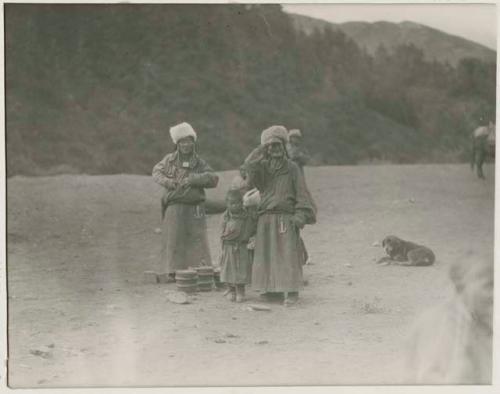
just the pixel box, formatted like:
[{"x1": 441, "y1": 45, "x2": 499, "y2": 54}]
[{"x1": 219, "y1": 209, "x2": 257, "y2": 285}]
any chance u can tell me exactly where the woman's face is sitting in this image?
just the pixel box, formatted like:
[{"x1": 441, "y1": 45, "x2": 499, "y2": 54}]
[
  {"x1": 178, "y1": 137, "x2": 195, "y2": 155},
  {"x1": 267, "y1": 141, "x2": 285, "y2": 159}
]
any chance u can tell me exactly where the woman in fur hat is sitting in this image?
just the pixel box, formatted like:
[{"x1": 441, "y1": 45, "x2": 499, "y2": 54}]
[
  {"x1": 244, "y1": 125, "x2": 316, "y2": 305},
  {"x1": 152, "y1": 122, "x2": 219, "y2": 282}
]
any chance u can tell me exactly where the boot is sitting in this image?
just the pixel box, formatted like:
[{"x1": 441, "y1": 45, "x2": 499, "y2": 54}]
[
  {"x1": 225, "y1": 286, "x2": 236, "y2": 302},
  {"x1": 284, "y1": 291, "x2": 299, "y2": 306},
  {"x1": 235, "y1": 285, "x2": 245, "y2": 303}
]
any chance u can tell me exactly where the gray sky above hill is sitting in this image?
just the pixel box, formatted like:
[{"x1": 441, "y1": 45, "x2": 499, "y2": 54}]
[{"x1": 282, "y1": 3, "x2": 497, "y2": 50}]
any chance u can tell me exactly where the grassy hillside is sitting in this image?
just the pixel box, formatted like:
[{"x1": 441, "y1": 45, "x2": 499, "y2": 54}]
[{"x1": 5, "y1": 4, "x2": 496, "y2": 176}]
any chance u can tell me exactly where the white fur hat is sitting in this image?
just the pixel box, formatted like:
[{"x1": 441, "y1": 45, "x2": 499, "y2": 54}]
[
  {"x1": 169, "y1": 122, "x2": 197, "y2": 144},
  {"x1": 288, "y1": 129, "x2": 302, "y2": 138},
  {"x1": 260, "y1": 125, "x2": 288, "y2": 145}
]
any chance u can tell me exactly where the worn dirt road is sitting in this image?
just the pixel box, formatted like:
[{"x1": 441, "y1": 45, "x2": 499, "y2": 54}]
[{"x1": 6, "y1": 164, "x2": 495, "y2": 387}]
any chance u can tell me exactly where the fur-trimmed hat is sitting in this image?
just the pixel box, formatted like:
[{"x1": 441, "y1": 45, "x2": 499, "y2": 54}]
[
  {"x1": 288, "y1": 129, "x2": 302, "y2": 138},
  {"x1": 169, "y1": 122, "x2": 197, "y2": 144},
  {"x1": 260, "y1": 125, "x2": 288, "y2": 146}
]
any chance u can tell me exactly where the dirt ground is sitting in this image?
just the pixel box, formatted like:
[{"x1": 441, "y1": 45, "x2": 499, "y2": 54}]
[{"x1": 6, "y1": 164, "x2": 495, "y2": 388}]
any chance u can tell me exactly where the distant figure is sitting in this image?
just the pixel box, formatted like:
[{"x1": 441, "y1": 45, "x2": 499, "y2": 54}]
[
  {"x1": 404, "y1": 254, "x2": 493, "y2": 384},
  {"x1": 471, "y1": 121, "x2": 495, "y2": 179},
  {"x1": 286, "y1": 129, "x2": 310, "y2": 174},
  {"x1": 244, "y1": 125, "x2": 316, "y2": 306},
  {"x1": 287, "y1": 128, "x2": 314, "y2": 265},
  {"x1": 219, "y1": 188, "x2": 257, "y2": 303},
  {"x1": 152, "y1": 122, "x2": 219, "y2": 282}
]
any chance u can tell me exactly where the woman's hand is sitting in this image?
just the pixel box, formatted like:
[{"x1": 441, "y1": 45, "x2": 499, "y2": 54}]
[
  {"x1": 179, "y1": 177, "x2": 191, "y2": 187},
  {"x1": 289, "y1": 215, "x2": 305, "y2": 230},
  {"x1": 164, "y1": 178, "x2": 179, "y2": 190},
  {"x1": 246, "y1": 145, "x2": 267, "y2": 163},
  {"x1": 247, "y1": 237, "x2": 256, "y2": 250}
]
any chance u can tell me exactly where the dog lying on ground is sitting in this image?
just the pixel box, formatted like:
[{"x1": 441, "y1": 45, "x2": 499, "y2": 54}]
[{"x1": 376, "y1": 235, "x2": 435, "y2": 266}]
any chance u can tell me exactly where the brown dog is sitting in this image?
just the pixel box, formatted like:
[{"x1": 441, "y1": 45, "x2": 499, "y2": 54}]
[{"x1": 377, "y1": 235, "x2": 435, "y2": 266}]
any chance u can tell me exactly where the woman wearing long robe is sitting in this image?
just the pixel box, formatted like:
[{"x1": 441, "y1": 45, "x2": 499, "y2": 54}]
[
  {"x1": 152, "y1": 122, "x2": 218, "y2": 281},
  {"x1": 244, "y1": 125, "x2": 316, "y2": 305}
]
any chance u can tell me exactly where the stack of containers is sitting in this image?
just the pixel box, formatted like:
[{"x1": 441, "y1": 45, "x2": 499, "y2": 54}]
[
  {"x1": 175, "y1": 270, "x2": 198, "y2": 293},
  {"x1": 196, "y1": 266, "x2": 214, "y2": 291}
]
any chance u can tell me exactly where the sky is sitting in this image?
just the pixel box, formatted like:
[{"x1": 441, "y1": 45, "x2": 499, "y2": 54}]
[{"x1": 282, "y1": 3, "x2": 497, "y2": 50}]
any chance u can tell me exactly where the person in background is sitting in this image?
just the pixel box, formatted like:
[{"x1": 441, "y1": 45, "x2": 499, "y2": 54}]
[
  {"x1": 244, "y1": 125, "x2": 316, "y2": 306},
  {"x1": 219, "y1": 188, "x2": 257, "y2": 302},
  {"x1": 287, "y1": 128, "x2": 313, "y2": 265},
  {"x1": 152, "y1": 122, "x2": 219, "y2": 283},
  {"x1": 286, "y1": 129, "x2": 310, "y2": 174}
]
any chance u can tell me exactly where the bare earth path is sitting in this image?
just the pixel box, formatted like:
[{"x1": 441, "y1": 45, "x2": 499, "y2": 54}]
[{"x1": 6, "y1": 164, "x2": 494, "y2": 387}]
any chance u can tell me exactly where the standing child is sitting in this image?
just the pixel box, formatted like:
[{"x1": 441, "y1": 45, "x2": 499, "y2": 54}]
[{"x1": 219, "y1": 188, "x2": 257, "y2": 302}]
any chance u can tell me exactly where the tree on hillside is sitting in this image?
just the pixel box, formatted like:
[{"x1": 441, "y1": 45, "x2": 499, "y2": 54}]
[{"x1": 5, "y1": 4, "x2": 497, "y2": 175}]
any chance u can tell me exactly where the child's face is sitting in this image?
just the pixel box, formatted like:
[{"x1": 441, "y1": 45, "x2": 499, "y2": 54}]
[{"x1": 227, "y1": 197, "x2": 243, "y2": 213}]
